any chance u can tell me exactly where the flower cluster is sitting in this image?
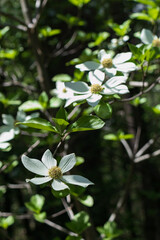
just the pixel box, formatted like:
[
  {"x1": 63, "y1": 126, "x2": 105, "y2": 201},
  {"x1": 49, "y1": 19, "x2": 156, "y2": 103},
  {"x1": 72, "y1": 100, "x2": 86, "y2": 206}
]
[
  {"x1": 54, "y1": 49, "x2": 136, "y2": 107},
  {"x1": 22, "y1": 149, "x2": 93, "y2": 191},
  {"x1": 141, "y1": 28, "x2": 160, "y2": 47}
]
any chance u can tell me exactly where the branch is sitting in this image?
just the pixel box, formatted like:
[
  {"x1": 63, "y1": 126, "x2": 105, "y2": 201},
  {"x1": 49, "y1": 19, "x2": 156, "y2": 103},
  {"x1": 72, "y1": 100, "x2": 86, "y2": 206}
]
[
  {"x1": 32, "y1": 0, "x2": 48, "y2": 28},
  {"x1": 44, "y1": 219, "x2": 78, "y2": 236},
  {"x1": 135, "y1": 138, "x2": 154, "y2": 158},
  {"x1": 134, "y1": 149, "x2": 160, "y2": 163},
  {"x1": 120, "y1": 139, "x2": 133, "y2": 159}
]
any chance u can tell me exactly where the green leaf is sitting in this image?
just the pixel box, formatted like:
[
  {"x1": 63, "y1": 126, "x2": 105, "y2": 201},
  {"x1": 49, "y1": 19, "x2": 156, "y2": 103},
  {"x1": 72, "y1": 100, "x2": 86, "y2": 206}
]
[
  {"x1": 65, "y1": 236, "x2": 81, "y2": 240},
  {"x1": 0, "y1": 26, "x2": 9, "y2": 39},
  {"x1": 51, "y1": 188, "x2": 70, "y2": 198},
  {"x1": 130, "y1": 13, "x2": 153, "y2": 23},
  {"x1": 152, "y1": 104, "x2": 160, "y2": 114},
  {"x1": 97, "y1": 221, "x2": 123, "y2": 239},
  {"x1": 109, "y1": 20, "x2": 131, "y2": 36},
  {"x1": 49, "y1": 97, "x2": 63, "y2": 108},
  {"x1": 128, "y1": 43, "x2": 142, "y2": 60},
  {"x1": 88, "y1": 32, "x2": 110, "y2": 48},
  {"x1": 52, "y1": 118, "x2": 69, "y2": 134},
  {"x1": 103, "y1": 134, "x2": 118, "y2": 141},
  {"x1": 66, "y1": 211, "x2": 91, "y2": 234},
  {"x1": 68, "y1": 116, "x2": 105, "y2": 132},
  {"x1": 0, "y1": 216, "x2": 14, "y2": 229},
  {"x1": 94, "y1": 102, "x2": 112, "y2": 119},
  {"x1": 25, "y1": 194, "x2": 45, "y2": 214},
  {"x1": 68, "y1": 0, "x2": 91, "y2": 8},
  {"x1": 33, "y1": 212, "x2": 46, "y2": 222},
  {"x1": 39, "y1": 27, "x2": 61, "y2": 38},
  {"x1": 38, "y1": 91, "x2": 48, "y2": 109},
  {"x1": 148, "y1": 7, "x2": 159, "y2": 20},
  {"x1": 75, "y1": 156, "x2": 85, "y2": 166},
  {"x1": 19, "y1": 100, "x2": 43, "y2": 112},
  {"x1": 133, "y1": 0, "x2": 157, "y2": 7},
  {"x1": 78, "y1": 195, "x2": 94, "y2": 207},
  {"x1": 0, "y1": 49, "x2": 18, "y2": 59},
  {"x1": 52, "y1": 74, "x2": 72, "y2": 82},
  {"x1": 16, "y1": 118, "x2": 58, "y2": 133},
  {"x1": 56, "y1": 107, "x2": 68, "y2": 120}
]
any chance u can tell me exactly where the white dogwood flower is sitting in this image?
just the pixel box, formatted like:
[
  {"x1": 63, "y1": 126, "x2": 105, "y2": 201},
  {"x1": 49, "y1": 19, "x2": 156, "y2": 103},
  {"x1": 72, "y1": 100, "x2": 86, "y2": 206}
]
[
  {"x1": 22, "y1": 149, "x2": 93, "y2": 191},
  {"x1": 65, "y1": 70, "x2": 129, "y2": 107},
  {"x1": 54, "y1": 82, "x2": 74, "y2": 99},
  {"x1": 76, "y1": 49, "x2": 136, "y2": 76},
  {"x1": 140, "y1": 28, "x2": 160, "y2": 47}
]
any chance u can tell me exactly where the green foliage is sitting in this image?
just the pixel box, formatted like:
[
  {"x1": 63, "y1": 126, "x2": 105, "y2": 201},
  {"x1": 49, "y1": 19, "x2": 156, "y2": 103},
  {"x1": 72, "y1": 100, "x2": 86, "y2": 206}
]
[
  {"x1": 66, "y1": 211, "x2": 91, "y2": 234},
  {"x1": 94, "y1": 102, "x2": 112, "y2": 119},
  {"x1": 16, "y1": 117, "x2": 58, "y2": 133},
  {"x1": 97, "y1": 221, "x2": 123, "y2": 239},
  {"x1": 52, "y1": 74, "x2": 72, "y2": 82},
  {"x1": 109, "y1": 20, "x2": 131, "y2": 37},
  {"x1": 0, "y1": 216, "x2": 14, "y2": 229},
  {"x1": 25, "y1": 194, "x2": 45, "y2": 214},
  {"x1": 68, "y1": 116, "x2": 105, "y2": 132},
  {"x1": 68, "y1": 0, "x2": 91, "y2": 8}
]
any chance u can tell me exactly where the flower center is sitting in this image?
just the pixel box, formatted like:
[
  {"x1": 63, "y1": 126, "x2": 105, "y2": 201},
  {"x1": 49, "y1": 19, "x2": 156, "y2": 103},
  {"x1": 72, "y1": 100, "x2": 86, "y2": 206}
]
[
  {"x1": 101, "y1": 58, "x2": 113, "y2": 68},
  {"x1": 152, "y1": 39, "x2": 160, "y2": 47},
  {"x1": 90, "y1": 84, "x2": 103, "y2": 94},
  {"x1": 62, "y1": 88, "x2": 67, "y2": 93},
  {"x1": 48, "y1": 166, "x2": 62, "y2": 179}
]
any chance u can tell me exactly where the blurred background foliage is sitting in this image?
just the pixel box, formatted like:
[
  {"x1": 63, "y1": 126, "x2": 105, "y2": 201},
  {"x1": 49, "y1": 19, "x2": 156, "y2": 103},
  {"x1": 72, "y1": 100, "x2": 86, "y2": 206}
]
[{"x1": 1, "y1": 0, "x2": 160, "y2": 240}]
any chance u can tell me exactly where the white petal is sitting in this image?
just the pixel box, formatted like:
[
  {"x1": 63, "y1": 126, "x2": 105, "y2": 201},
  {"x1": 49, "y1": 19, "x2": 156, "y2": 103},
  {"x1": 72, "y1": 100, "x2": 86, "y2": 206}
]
[
  {"x1": 113, "y1": 52, "x2": 132, "y2": 64},
  {"x1": 76, "y1": 61, "x2": 101, "y2": 71},
  {"x1": 22, "y1": 155, "x2": 48, "y2": 176},
  {"x1": 113, "y1": 85, "x2": 129, "y2": 94},
  {"x1": 103, "y1": 84, "x2": 129, "y2": 95},
  {"x1": 141, "y1": 28, "x2": 154, "y2": 44},
  {"x1": 87, "y1": 94, "x2": 102, "y2": 107},
  {"x1": 89, "y1": 70, "x2": 104, "y2": 85},
  {"x1": 65, "y1": 82, "x2": 89, "y2": 94},
  {"x1": 52, "y1": 179, "x2": 69, "y2": 191},
  {"x1": 98, "y1": 49, "x2": 111, "y2": 61},
  {"x1": 62, "y1": 175, "x2": 94, "y2": 187},
  {"x1": 104, "y1": 68, "x2": 117, "y2": 77},
  {"x1": 42, "y1": 149, "x2": 57, "y2": 169},
  {"x1": 116, "y1": 62, "x2": 137, "y2": 73},
  {"x1": 27, "y1": 177, "x2": 51, "y2": 185},
  {"x1": 106, "y1": 76, "x2": 127, "y2": 87},
  {"x1": 65, "y1": 93, "x2": 91, "y2": 107},
  {"x1": 59, "y1": 153, "x2": 76, "y2": 173}
]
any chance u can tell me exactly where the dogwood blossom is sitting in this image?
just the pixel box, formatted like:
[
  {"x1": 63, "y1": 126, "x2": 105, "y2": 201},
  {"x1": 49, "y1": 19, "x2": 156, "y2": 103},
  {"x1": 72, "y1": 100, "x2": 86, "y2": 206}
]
[
  {"x1": 76, "y1": 49, "x2": 136, "y2": 76},
  {"x1": 54, "y1": 82, "x2": 74, "y2": 99},
  {"x1": 65, "y1": 70, "x2": 129, "y2": 107},
  {"x1": 141, "y1": 28, "x2": 160, "y2": 47},
  {"x1": 22, "y1": 149, "x2": 93, "y2": 191}
]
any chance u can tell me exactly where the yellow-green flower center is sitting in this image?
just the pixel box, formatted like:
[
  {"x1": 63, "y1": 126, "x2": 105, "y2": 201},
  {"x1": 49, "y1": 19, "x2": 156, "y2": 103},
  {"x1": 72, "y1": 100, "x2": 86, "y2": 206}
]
[
  {"x1": 152, "y1": 39, "x2": 160, "y2": 47},
  {"x1": 90, "y1": 84, "x2": 103, "y2": 94},
  {"x1": 62, "y1": 88, "x2": 67, "y2": 93},
  {"x1": 101, "y1": 58, "x2": 113, "y2": 68},
  {"x1": 48, "y1": 166, "x2": 62, "y2": 179}
]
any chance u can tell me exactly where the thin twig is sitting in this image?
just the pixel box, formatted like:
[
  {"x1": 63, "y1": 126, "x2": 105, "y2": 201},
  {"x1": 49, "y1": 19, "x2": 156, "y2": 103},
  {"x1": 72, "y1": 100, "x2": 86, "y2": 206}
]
[
  {"x1": 44, "y1": 219, "x2": 78, "y2": 236},
  {"x1": 134, "y1": 149, "x2": 160, "y2": 163},
  {"x1": 23, "y1": 139, "x2": 40, "y2": 155},
  {"x1": 61, "y1": 198, "x2": 74, "y2": 220},
  {"x1": 133, "y1": 126, "x2": 141, "y2": 155},
  {"x1": 120, "y1": 139, "x2": 133, "y2": 159},
  {"x1": 135, "y1": 138, "x2": 154, "y2": 158}
]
